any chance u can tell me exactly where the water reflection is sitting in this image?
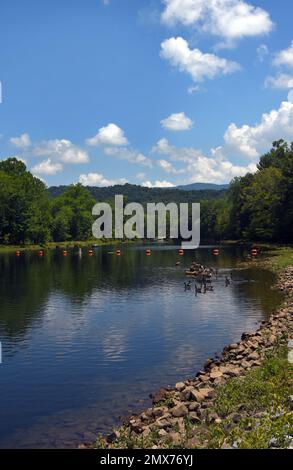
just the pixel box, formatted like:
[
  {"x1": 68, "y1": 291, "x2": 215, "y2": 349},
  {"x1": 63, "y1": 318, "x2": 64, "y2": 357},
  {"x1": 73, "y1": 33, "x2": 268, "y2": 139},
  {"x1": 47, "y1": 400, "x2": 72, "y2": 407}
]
[{"x1": 0, "y1": 246, "x2": 283, "y2": 448}]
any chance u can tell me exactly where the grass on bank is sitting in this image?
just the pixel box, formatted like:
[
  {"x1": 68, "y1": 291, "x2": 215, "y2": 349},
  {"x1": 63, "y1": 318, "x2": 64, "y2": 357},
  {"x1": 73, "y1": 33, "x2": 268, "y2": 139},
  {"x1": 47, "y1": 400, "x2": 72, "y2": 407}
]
[
  {"x1": 202, "y1": 345, "x2": 293, "y2": 449},
  {"x1": 94, "y1": 341, "x2": 293, "y2": 449},
  {"x1": 263, "y1": 247, "x2": 293, "y2": 272}
]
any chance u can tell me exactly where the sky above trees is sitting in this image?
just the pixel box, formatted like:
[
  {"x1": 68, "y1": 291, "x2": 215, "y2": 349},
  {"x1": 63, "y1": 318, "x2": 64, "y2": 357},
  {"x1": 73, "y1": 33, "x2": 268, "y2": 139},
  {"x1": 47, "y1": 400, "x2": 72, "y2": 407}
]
[{"x1": 0, "y1": 0, "x2": 292, "y2": 188}]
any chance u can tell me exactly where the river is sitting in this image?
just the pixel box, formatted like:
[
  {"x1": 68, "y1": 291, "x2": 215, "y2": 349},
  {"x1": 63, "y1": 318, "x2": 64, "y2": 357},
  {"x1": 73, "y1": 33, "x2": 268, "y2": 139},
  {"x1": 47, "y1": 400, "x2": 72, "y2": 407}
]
[{"x1": 0, "y1": 245, "x2": 283, "y2": 448}]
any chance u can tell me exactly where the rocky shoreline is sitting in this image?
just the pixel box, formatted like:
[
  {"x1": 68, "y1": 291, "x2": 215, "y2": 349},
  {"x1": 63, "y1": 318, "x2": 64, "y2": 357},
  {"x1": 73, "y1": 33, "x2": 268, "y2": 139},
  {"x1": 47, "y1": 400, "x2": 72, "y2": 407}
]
[{"x1": 91, "y1": 266, "x2": 293, "y2": 449}]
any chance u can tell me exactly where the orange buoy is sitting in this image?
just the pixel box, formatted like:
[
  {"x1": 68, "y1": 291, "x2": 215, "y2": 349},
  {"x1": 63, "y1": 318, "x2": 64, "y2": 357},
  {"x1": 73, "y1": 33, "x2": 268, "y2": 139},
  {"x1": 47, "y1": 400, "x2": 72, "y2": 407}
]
[
  {"x1": 62, "y1": 250, "x2": 68, "y2": 257},
  {"x1": 38, "y1": 250, "x2": 44, "y2": 257},
  {"x1": 116, "y1": 250, "x2": 121, "y2": 257},
  {"x1": 15, "y1": 250, "x2": 21, "y2": 257},
  {"x1": 251, "y1": 248, "x2": 258, "y2": 257},
  {"x1": 212, "y1": 248, "x2": 220, "y2": 256},
  {"x1": 88, "y1": 250, "x2": 93, "y2": 256},
  {"x1": 178, "y1": 249, "x2": 184, "y2": 256},
  {"x1": 146, "y1": 249, "x2": 152, "y2": 256}
]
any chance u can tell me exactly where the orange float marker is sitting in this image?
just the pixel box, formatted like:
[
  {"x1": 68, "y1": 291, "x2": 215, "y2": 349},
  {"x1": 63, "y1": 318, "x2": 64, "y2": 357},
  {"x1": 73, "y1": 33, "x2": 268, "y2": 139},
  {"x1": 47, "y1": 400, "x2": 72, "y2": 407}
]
[
  {"x1": 212, "y1": 248, "x2": 220, "y2": 256},
  {"x1": 15, "y1": 250, "x2": 21, "y2": 257},
  {"x1": 62, "y1": 250, "x2": 68, "y2": 257},
  {"x1": 146, "y1": 249, "x2": 152, "y2": 256},
  {"x1": 115, "y1": 250, "x2": 121, "y2": 257},
  {"x1": 178, "y1": 249, "x2": 184, "y2": 256},
  {"x1": 251, "y1": 248, "x2": 258, "y2": 257}
]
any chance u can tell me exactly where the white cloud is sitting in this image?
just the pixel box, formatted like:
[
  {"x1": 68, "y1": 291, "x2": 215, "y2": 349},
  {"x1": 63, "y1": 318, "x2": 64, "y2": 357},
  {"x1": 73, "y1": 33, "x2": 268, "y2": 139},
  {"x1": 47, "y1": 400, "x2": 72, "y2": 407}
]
[
  {"x1": 158, "y1": 159, "x2": 176, "y2": 173},
  {"x1": 158, "y1": 158, "x2": 185, "y2": 174},
  {"x1": 161, "y1": 112, "x2": 194, "y2": 131},
  {"x1": 136, "y1": 172, "x2": 146, "y2": 180},
  {"x1": 265, "y1": 42, "x2": 293, "y2": 90},
  {"x1": 152, "y1": 138, "x2": 257, "y2": 183},
  {"x1": 33, "y1": 139, "x2": 89, "y2": 164},
  {"x1": 273, "y1": 41, "x2": 293, "y2": 68},
  {"x1": 104, "y1": 146, "x2": 153, "y2": 167},
  {"x1": 224, "y1": 101, "x2": 293, "y2": 159},
  {"x1": 32, "y1": 158, "x2": 63, "y2": 175},
  {"x1": 187, "y1": 85, "x2": 200, "y2": 94},
  {"x1": 160, "y1": 37, "x2": 240, "y2": 82},
  {"x1": 153, "y1": 137, "x2": 205, "y2": 163},
  {"x1": 265, "y1": 73, "x2": 293, "y2": 90},
  {"x1": 142, "y1": 180, "x2": 176, "y2": 188},
  {"x1": 161, "y1": 0, "x2": 273, "y2": 45},
  {"x1": 10, "y1": 133, "x2": 31, "y2": 149},
  {"x1": 79, "y1": 173, "x2": 127, "y2": 187},
  {"x1": 86, "y1": 123, "x2": 128, "y2": 147},
  {"x1": 257, "y1": 44, "x2": 269, "y2": 62}
]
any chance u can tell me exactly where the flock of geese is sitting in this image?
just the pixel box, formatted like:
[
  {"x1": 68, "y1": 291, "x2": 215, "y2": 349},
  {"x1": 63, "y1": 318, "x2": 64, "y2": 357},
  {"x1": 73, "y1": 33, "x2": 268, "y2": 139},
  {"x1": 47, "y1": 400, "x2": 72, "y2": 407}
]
[{"x1": 184, "y1": 262, "x2": 233, "y2": 294}]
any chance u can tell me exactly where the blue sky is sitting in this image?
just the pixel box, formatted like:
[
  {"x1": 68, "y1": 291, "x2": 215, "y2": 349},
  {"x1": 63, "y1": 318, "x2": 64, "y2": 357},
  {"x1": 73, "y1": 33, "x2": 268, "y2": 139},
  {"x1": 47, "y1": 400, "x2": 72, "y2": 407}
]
[{"x1": 0, "y1": 0, "x2": 293, "y2": 187}]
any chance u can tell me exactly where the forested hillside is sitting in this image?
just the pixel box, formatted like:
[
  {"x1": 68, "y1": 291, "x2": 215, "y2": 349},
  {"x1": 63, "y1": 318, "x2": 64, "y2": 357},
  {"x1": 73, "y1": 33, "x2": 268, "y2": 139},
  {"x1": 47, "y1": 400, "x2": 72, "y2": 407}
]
[
  {"x1": 0, "y1": 140, "x2": 292, "y2": 244},
  {"x1": 48, "y1": 184, "x2": 227, "y2": 204}
]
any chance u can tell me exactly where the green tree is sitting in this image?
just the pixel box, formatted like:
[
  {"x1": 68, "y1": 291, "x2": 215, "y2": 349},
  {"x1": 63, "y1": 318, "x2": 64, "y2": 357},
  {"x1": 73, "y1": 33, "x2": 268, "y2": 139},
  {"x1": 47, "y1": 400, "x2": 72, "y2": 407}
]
[
  {"x1": 51, "y1": 184, "x2": 96, "y2": 241},
  {"x1": 0, "y1": 158, "x2": 51, "y2": 244},
  {"x1": 242, "y1": 167, "x2": 283, "y2": 241}
]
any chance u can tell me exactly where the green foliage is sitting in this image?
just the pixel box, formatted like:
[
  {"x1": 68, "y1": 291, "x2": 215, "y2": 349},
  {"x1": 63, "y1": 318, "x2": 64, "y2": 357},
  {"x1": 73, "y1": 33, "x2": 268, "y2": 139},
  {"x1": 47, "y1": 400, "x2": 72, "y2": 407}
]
[
  {"x1": 0, "y1": 158, "x2": 51, "y2": 244},
  {"x1": 1, "y1": 140, "x2": 293, "y2": 245},
  {"x1": 48, "y1": 183, "x2": 227, "y2": 204},
  {"x1": 0, "y1": 159, "x2": 96, "y2": 245},
  {"x1": 50, "y1": 184, "x2": 96, "y2": 242},
  {"x1": 227, "y1": 140, "x2": 293, "y2": 242}
]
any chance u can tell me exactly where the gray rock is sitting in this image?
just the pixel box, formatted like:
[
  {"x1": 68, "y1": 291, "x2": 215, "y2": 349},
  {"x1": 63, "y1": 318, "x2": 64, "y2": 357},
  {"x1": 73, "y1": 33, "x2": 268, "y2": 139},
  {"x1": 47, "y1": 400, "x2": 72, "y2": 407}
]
[{"x1": 171, "y1": 404, "x2": 189, "y2": 418}]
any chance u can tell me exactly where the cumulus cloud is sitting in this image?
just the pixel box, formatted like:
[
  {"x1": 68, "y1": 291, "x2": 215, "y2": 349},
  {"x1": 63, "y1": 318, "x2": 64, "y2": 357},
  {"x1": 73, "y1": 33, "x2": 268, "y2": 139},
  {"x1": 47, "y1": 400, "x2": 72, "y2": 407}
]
[
  {"x1": 153, "y1": 137, "x2": 206, "y2": 163},
  {"x1": 158, "y1": 158, "x2": 185, "y2": 174},
  {"x1": 79, "y1": 173, "x2": 127, "y2": 187},
  {"x1": 161, "y1": 112, "x2": 194, "y2": 131},
  {"x1": 224, "y1": 101, "x2": 293, "y2": 159},
  {"x1": 104, "y1": 146, "x2": 153, "y2": 167},
  {"x1": 32, "y1": 158, "x2": 63, "y2": 175},
  {"x1": 158, "y1": 159, "x2": 176, "y2": 173},
  {"x1": 10, "y1": 133, "x2": 31, "y2": 149},
  {"x1": 142, "y1": 180, "x2": 176, "y2": 188},
  {"x1": 152, "y1": 138, "x2": 257, "y2": 183},
  {"x1": 161, "y1": 0, "x2": 273, "y2": 45},
  {"x1": 265, "y1": 42, "x2": 293, "y2": 90},
  {"x1": 86, "y1": 123, "x2": 128, "y2": 147},
  {"x1": 160, "y1": 37, "x2": 240, "y2": 82},
  {"x1": 265, "y1": 73, "x2": 293, "y2": 90},
  {"x1": 33, "y1": 139, "x2": 89, "y2": 164},
  {"x1": 273, "y1": 41, "x2": 293, "y2": 68}
]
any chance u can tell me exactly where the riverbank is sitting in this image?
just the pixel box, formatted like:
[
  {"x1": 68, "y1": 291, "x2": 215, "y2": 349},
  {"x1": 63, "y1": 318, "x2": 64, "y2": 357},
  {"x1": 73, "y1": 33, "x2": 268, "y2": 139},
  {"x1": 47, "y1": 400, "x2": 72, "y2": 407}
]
[
  {"x1": 239, "y1": 246, "x2": 293, "y2": 272},
  {"x1": 0, "y1": 239, "x2": 130, "y2": 253},
  {"x1": 91, "y1": 255, "x2": 293, "y2": 450}
]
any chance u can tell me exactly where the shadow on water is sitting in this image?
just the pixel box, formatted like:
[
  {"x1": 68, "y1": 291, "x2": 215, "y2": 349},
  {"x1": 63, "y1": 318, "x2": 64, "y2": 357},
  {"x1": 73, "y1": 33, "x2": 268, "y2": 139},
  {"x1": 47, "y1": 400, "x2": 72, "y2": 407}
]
[{"x1": 0, "y1": 245, "x2": 283, "y2": 448}]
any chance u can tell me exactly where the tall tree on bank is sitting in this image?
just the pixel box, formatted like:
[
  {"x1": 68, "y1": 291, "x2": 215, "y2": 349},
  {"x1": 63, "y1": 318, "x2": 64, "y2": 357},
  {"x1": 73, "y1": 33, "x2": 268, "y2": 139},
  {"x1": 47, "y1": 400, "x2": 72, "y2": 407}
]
[
  {"x1": 50, "y1": 184, "x2": 96, "y2": 241},
  {"x1": 228, "y1": 140, "x2": 292, "y2": 242},
  {"x1": 0, "y1": 158, "x2": 51, "y2": 244}
]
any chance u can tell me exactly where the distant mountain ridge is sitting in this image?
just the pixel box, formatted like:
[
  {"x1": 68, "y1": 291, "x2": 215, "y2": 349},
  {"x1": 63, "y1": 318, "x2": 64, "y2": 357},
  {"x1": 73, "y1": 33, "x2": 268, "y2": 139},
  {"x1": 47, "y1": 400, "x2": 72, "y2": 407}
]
[
  {"x1": 176, "y1": 183, "x2": 229, "y2": 191},
  {"x1": 48, "y1": 183, "x2": 228, "y2": 203}
]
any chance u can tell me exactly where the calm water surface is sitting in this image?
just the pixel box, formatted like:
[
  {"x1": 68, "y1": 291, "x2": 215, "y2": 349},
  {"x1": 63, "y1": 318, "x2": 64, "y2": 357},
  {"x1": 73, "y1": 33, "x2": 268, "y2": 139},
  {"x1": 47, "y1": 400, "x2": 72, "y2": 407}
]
[{"x1": 0, "y1": 245, "x2": 283, "y2": 448}]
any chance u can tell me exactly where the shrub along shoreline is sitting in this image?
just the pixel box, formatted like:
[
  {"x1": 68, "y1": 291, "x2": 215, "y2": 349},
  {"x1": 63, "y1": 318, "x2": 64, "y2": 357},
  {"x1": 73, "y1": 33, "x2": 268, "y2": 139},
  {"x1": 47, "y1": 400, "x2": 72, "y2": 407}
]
[{"x1": 89, "y1": 254, "x2": 293, "y2": 450}]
